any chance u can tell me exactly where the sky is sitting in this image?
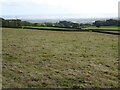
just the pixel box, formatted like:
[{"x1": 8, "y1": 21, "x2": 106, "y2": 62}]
[{"x1": 0, "y1": 0, "x2": 120, "y2": 19}]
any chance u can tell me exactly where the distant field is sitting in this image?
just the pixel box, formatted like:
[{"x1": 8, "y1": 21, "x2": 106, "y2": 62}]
[
  {"x1": 2, "y1": 28, "x2": 118, "y2": 88},
  {"x1": 23, "y1": 26, "x2": 120, "y2": 31},
  {"x1": 84, "y1": 26, "x2": 120, "y2": 30},
  {"x1": 23, "y1": 26, "x2": 80, "y2": 31}
]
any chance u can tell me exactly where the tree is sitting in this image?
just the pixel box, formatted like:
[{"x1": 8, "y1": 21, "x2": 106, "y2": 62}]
[
  {"x1": 33, "y1": 23, "x2": 38, "y2": 26},
  {"x1": 93, "y1": 19, "x2": 118, "y2": 27},
  {"x1": 96, "y1": 24, "x2": 101, "y2": 28},
  {"x1": 58, "y1": 21, "x2": 73, "y2": 28},
  {"x1": 93, "y1": 21, "x2": 103, "y2": 28},
  {"x1": 105, "y1": 19, "x2": 117, "y2": 26},
  {"x1": 72, "y1": 23, "x2": 80, "y2": 28},
  {"x1": 44, "y1": 22, "x2": 53, "y2": 27}
]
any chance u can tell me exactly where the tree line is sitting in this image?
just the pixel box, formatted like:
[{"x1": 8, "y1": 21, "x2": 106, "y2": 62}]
[
  {"x1": 0, "y1": 18, "x2": 32, "y2": 28},
  {"x1": 28, "y1": 21, "x2": 91, "y2": 29},
  {"x1": 0, "y1": 17, "x2": 119, "y2": 28},
  {"x1": 93, "y1": 19, "x2": 120, "y2": 28}
]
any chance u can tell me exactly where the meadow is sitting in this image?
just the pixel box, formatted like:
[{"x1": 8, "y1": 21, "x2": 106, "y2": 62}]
[
  {"x1": 84, "y1": 26, "x2": 119, "y2": 30},
  {"x1": 2, "y1": 28, "x2": 118, "y2": 88},
  {"x1": 23, "y1": 26, "x2": 81, "y2": 31}
]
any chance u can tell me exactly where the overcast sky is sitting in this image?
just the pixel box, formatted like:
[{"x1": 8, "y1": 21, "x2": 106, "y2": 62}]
[{"x1": 0, "y1": 0, "x2": 119, "y2": 19}]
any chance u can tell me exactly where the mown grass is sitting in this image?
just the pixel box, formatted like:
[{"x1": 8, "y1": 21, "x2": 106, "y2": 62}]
[
  {"x1": 84, "y1": 26, "x2": 120, "y2": 30},
  {"x1": 2, "y1": 28, "x2": 118, "y2": 88}
]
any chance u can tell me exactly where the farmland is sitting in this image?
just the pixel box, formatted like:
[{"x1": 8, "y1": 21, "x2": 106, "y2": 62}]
[
  {"x1": 84, "y1": 26, "x2": 120, "y2": 30},
  {"x1": 2, "y1": 28, "x2": 118, "y2": 88}
]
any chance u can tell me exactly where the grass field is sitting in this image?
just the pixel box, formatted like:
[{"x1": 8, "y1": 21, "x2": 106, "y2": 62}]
[
  {"x1": 23, "y1": 26, "x2": 80, "y2": 31},
  {"x1": 2, "y1": 28, "x2": 118, "y2": 88},
  {"x1": 84, "y1": 26, "x2": 120, "y2": 30}
]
